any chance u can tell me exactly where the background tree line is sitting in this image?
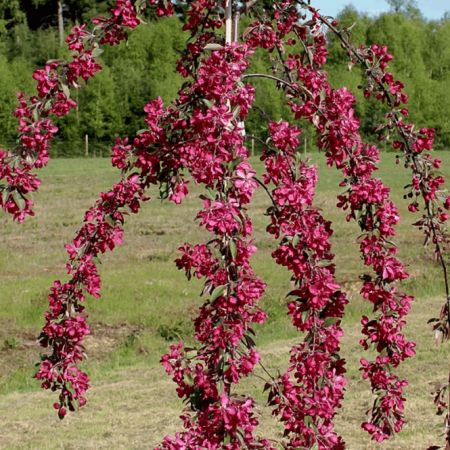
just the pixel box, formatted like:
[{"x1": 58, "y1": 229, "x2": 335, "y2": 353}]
[{"x1": 0, "y1": 0, "x2": 449, "y2": 156}]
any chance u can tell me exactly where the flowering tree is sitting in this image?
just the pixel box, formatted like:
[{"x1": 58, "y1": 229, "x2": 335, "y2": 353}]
[{"x1": 1, "y1": 1, "x2": 449, "y2": 448}]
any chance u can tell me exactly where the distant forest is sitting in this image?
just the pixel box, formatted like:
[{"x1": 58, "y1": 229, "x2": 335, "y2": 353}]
[{"x1": 0, "y1": 0, "x2": 449, "y2": 156}]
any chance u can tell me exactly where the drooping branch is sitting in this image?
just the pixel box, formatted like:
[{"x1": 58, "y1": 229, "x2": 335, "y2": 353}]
[
  {"x1": 262, "y1": 120, "x2": 348, "y2": 449},
  {"x1": 243, "y1": 73, "x2": 294, "y2": 88},
  {"x1": 293, "y1": 4, "x2": 450, "y2": 446},
  {"x1": 157, "y1": 43, "x2": 274, "y2": 449},
  {"x1": 243, "y1": 3, "x2": 416, "y2": 442},
  {"x1": 298, "y1": 0, "x2": 450, "y2": 304},
  {"x1": 0, "y1": 0, "x2": 169, "y2": 222},
  {"x1": 36, "y1": 99, "x2": 177, "y2": 418}
]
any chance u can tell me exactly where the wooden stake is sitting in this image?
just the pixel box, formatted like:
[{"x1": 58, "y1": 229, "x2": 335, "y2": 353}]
[
  {"x1": 58, "y1": 1, "x2": 64, "y2": 47},
  {"x1": 232, "y1": 11, "x2": 240, "y2": 42},
  {"x1": 85, "y1": 134, "x2": 89, "y2": 158},
  {"x1": 225, "y1": 0, "x2": 233, "y2": 44}
]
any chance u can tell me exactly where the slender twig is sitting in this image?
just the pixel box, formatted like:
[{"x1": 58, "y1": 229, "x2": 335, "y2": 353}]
[
  {"x1": 245, "y1": 134, "x2": 269, "y2": 149},
  {"x1": 242, "y1": 73, "x2": 295, "y2": 88},
  {"x1": 254, "y1": 175, "x2": 279, "y2": 213}
]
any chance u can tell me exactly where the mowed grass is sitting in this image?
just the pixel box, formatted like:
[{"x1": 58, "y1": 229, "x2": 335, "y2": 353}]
[{"x1": 0, "y1": 153, "x2": 449, "y2": 449}]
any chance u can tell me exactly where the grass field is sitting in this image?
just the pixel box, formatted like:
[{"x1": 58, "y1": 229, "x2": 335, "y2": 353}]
[{"x1": 1, "y1": 153, "x2": 450, "y2": 449}]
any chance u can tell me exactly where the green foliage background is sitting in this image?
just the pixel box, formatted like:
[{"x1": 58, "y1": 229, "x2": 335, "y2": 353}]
[{"x1": 0, "y1": 1, "x2": 449, "y2": 155}]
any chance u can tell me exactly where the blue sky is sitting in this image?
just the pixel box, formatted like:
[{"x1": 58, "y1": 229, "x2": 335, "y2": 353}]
[{"x1": 311, "y1": 0, "x2": 449, "y2": 20}]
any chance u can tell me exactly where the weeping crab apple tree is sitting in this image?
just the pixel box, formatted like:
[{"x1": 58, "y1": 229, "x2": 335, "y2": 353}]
[{"x1": 1, "y1": 0, "x2": 450, "y2": 448}]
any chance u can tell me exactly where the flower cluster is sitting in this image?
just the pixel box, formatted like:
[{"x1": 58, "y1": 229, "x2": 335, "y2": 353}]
[
  {"x1": 262, "y1": 121, "x2": 348, "y2": 449},
  {"x1": 36, "y1": 89, "x2": 184, "y2": 417},
  {"x1": 348, "y1": 33, "x2": 450, "y2": 260},
  {"x1": 329, "y1": 12, "x2": 450, "y2": 446},
  {"x1": 176, "y1": 0, "x2": 224, "y2": 79},
  {"x1": 36, "y1": 166, "x2": 154, "y2": 417},
  {"x1": 0, "y1": 0, "x2": 173, "y2": 222},
  {"x1": 291, "y1": 39, "x2": 415, "y2": 445},
  {"x1": 245, "y1": 2, "x2": 416, "y2": 441},
  {"x1": 298, "y1": 5, "x2": 450, "y2": 444},
  {"x1": 148, "y1": 0, "x2": 174, "y2": 18},
  {"x1": 157, "y1": 43, "x2": 272, "y2": 449}
]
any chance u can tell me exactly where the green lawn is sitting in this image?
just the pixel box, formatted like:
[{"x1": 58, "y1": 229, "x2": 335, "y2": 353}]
[{"x1": 0, "y1": 153, "x2": 449, "y2": 449}]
